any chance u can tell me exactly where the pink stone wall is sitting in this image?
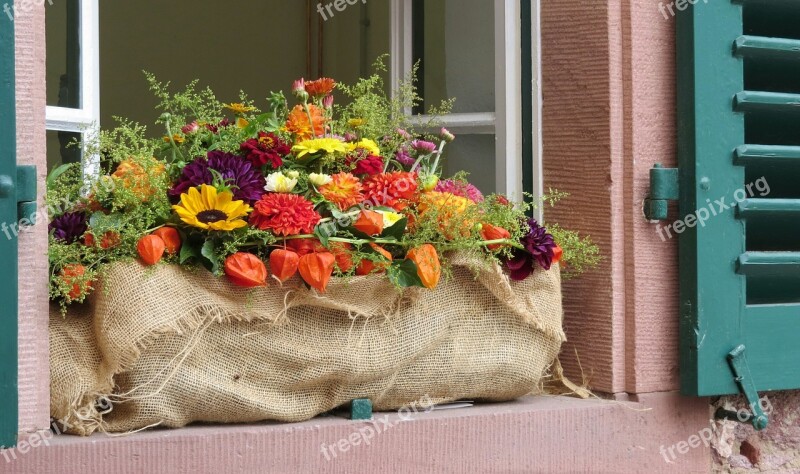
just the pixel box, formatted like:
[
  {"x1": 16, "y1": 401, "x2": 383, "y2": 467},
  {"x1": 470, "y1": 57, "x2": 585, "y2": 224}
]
[
  {"x1": 14, "y1": 0, "x2": 49, "y2": 434},
  {"x1": 541, "y1": 0, "x2": 680, "y2": 394}
]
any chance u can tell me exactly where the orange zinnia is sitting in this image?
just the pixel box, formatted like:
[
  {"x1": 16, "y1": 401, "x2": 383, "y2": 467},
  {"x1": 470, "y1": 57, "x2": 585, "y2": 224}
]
[
  {"x1": 285, "y1": 104, "x2": 326, "y2": 140},
  {"x1": 305, "y1": 78, "x2": 336, "y2": 98},
  {"x1": 319, "y1": 173, "x2": 364, "y2": 211},
  {"x1": 418, "y1": 191, "x2": 475, "y2": 239}
]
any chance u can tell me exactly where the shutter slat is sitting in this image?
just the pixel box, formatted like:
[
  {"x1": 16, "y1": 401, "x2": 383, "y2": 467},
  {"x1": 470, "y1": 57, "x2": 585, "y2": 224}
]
[
  {"x1": 737, "y1": 198, "x2": 800, "y2": 218},
  {"x1": 737, "y1": 252, "x2": 800, "y2": 277},
  {"x1": 734, "y1": 91, "x2": 800, "y2": 113},
  {"x1": 735, "y1": 145, "x2": 800, "y2": 164},
  {"x1": 735, "y1": 35, "x2": 800, "y2": 61}
]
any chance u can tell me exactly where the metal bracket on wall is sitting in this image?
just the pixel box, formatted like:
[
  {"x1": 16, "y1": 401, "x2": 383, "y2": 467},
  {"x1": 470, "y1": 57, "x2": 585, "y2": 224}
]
[
  {"x1": 644, "y1": 163, "x2": 679, "y2": 221},
  {"x1": 716, "y1": 345, "x2": 769, "y2": 430},
  {"x1": 16, "y1": 165, "x2": 36, "y2": 226}
]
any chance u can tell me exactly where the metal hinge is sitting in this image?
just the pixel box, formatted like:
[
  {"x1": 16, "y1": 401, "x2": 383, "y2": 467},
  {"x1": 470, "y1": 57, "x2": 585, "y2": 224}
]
[
  {"x1": 644, "y1": 163, "x2": 679, "y2": 221},
  {"x1": 715, "y1": 345, "x2": 769, "y2": 430},
  {"x1": 0, "y1": 165, "x2": 37, "y2": 227},
  {"x1": 16, "y1": 165, "x2": 37, "y2": 226}
]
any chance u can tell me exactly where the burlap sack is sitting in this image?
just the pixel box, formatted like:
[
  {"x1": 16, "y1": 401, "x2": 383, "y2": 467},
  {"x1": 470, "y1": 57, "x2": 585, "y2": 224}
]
[{"x1": 50, "y1": 252, "x2": 565, "y2": 435}]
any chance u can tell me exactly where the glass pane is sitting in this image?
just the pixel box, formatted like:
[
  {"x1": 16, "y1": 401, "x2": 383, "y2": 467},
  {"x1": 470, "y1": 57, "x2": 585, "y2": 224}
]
[
  {"x1": 46, "y1": 0, "x2": 81, "y2": 108},
  {"x1": 441, "y1": 134, "x2": 496, "y2": 195},
  {"x1": 47, "y1": 130, "x2": 82, "y2": 173},
  {"x1": 99, "y1": 1, "x2": 390, "y2": 131},
  {"x1": 412, "y1": 0, "x2": 495, "y2": 115}
]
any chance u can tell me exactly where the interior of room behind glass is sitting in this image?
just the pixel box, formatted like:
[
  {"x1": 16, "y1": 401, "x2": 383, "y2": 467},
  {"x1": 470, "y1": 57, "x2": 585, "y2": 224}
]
[{"x1": 45, "y1": 0, "x2": 497, "y2": 193}]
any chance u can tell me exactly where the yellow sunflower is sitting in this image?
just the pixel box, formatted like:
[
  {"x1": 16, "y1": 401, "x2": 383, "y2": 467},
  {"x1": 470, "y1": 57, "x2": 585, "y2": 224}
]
[
  {"x1": 172, "y1": 185, "x2": 252, "y2": 231},
  {"x1": 292, "y1": 138, "x2": 348, "y2": 159}
]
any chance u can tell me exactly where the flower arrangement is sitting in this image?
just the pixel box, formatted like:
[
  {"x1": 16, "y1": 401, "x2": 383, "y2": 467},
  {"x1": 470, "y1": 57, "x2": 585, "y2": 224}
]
[{"x1": 47, "y1": 59, "x2": 600, "y2": 308}]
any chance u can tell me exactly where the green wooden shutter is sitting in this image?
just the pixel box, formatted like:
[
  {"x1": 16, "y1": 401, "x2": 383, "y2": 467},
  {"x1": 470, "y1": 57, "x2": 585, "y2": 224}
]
[
  {"x1": 678, "y1": 0, "x2": 800, "y2": 419},
  {"x1": 0, "y1": 12, "x2": 18, "y2": 448}
]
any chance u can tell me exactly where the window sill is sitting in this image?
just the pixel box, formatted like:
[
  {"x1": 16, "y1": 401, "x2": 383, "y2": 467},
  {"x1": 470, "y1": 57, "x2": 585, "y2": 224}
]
[{"x1": 6, "y1": 393, "x2": 710, "y2": 473}]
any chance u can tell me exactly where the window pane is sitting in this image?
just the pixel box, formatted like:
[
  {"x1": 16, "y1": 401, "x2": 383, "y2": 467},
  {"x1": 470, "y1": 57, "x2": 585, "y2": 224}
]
[
  {"x1": 413, "y1": 0, "x2": 495, "y2": 115},
  {"x1": 46, "y1": 0, "x2": 81, "y2": 108},
  {"x1": 99, "y1": 0, "x2": 390, "y2": 130},
  {"x1": 47, "y1": 130, "x2": 82, "y2": 173},
  {"x1": 441, "y1": 134, "x2": 496, "y2": 195}
]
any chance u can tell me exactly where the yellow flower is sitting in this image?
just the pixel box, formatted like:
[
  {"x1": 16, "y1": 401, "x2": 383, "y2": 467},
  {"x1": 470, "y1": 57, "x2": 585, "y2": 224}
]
[
  {"x1": 172, "y1": 185, "x2": 252, "y2": 231},
  {"x1": 224, "y1": 103, "x2": 257, "y2": 114},
  {"x1": 348, "y1": 118, "x2": 365, "y2": 128},
  {"x1": 347, "y1": 138, "x2": 381, "y2": 156},
  {"x1": 376, "y1": 209, "x2": 403, "y2": 228},
  {"x1": 163, "y1": 134, "x2": 185, "y2": 144},
  {"x1": 236, "y1": 117, "x2": 249, "y2": 129},
  {"x1": 292, "y1": 138, "x2": 348, "y2": 159}
]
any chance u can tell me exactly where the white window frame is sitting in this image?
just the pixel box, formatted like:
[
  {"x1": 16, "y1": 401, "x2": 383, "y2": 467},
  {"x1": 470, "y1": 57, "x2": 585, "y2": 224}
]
[
  {"x1": 44, "y1": 0, "x2": 100, "y2": 176},
  {"x1": 389, "y1": 0, "x2": 543, "y2": 204}
]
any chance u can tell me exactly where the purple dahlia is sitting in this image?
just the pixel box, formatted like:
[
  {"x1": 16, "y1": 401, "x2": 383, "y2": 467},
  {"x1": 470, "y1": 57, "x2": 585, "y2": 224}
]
[
  {"x1": 49, "y1": 212, "x2": 88, "y2": 243},
  {"x1": 503, "y1": 218, "x2": 557, "y2": 280},
  {"x1": 434, "y1": 179, "x2": 484, "y2": 203},
  {"x1": 170, "y1": 151, "x2": 266, "y2": 204}
]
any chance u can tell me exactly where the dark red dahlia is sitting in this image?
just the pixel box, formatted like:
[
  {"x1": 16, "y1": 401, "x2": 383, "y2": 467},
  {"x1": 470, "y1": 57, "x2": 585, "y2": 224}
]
[
  {"x1": 169, "y1": 151, "x2": 266, "y2": 204},
  {"x1": 240, "y1": 132, "x2": 290, "y2": 169},
  {"x1": 503, "y1": 218, "x2": 557, "y2": 280},
  {"x1": 49, "y1": 212, "x2": 88, "y2": 243}
]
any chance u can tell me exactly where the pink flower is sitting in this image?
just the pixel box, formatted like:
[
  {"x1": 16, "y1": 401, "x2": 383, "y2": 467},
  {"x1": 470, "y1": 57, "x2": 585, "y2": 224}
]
[
  {"x1": 323, "y1": 95, "x2": 334, "y2": 109},
  {"x1": 411, "y1": 139, "x2": 437, "y2": 154},
  {"x1": 440, "y1": 128, "x2": 455, "y2": 143},
  {"x1": 353, "y1": 155, "x2": 384, "y2": 176},
  {"x1": 434, "y1": 179, "x2": 484, "y2": 203},
  {"x1": 181, "y1": 121, "x2": 200, "y2": 134}
]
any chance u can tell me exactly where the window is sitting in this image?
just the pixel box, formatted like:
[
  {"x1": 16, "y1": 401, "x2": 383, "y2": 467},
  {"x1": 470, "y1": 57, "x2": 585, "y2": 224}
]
[
  {"x1": 45, "y1": 0, "x2": 99, "y2": 175},
  {"x1": 46, "y1": 1, "x2": 539, "y2": 201},
  {"x1": 391, "y1": 0, "x2": 538, "y2": 199}
]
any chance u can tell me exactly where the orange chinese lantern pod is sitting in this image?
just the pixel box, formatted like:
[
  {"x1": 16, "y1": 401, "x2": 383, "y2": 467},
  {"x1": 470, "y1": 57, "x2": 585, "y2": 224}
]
[
  {"x1": 355, "y1": 243, "x2": 393, "y2": 276},
  {"x1": 270, "y1": 249, "x2": 300, "y2": 282},
  {"x1": 84, "y1": 231, "x2": 121, "y2": 249},
  {"x1": 330, "y1": 242, "x2": 354, "y2": 273},
  {"x1": 552, "y1": 244, "x2": 564, "y2": 266},
  {"x1": 353, "y1": 210, "x2": 384, "y2": 236},
  {"x1": 224, "y1": 252, "x2": 268, "y2": 288},
  {"x1": 407, "y1": 244, "x2": 441, "y2": 289},
  {"x1": 480, "y1": 223, "x2": 511, "y2": 251},
  {"x1": 137, "y1": 235, "x2": 166, "y2": 266},
  {"x1": 298, "y1": 252, "x2": 336, "y2": 292},
  {"x1": 59, "y1": 264, "x2": 94, "y2": 300},
  {"x1": 286, "y1": 238, "x2": 326, "y2": 256},
  {"x1": 153, "y1": 227, "x2": 182, "y2": 254}
]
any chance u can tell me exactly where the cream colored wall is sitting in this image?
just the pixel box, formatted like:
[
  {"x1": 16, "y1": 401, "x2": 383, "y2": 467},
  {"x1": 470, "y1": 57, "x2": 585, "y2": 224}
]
[{"x1": 98, "y1": 0, "x2": 390, "y2": 132}]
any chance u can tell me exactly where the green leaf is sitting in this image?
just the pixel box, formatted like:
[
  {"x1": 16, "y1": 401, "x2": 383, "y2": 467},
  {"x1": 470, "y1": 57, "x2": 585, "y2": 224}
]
[
  {"x1": 46, "y1": 163, "x2": 76, "y2": 189},
  {"x1": 387, "y1": 259, "x2": 425, "y2": 288},
  {"x1": 200, "y1": 239, "x2": 222, "y2": 274},
  {"x1": 179, "y1": 240, "x2": 200, "y2": 264},
  {"x1": 380, "y1": 217, "x2": 407, "y2": 241},
  {"x1": 314, "y1": 225, "x2": 331, "y2": 247}
]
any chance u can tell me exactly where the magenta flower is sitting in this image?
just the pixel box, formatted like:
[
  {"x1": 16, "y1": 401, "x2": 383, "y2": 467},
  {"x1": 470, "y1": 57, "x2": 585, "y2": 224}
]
[{"x1": 49, "y1": 212, "x2": 88, "y2": 243}]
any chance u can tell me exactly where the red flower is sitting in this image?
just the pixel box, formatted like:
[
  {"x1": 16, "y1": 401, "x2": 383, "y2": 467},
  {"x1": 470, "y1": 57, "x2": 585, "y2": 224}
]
[
  {"x1": 250, "y1": 193, "x2": 321, "y2": 236},
  {"x1": 352, "y1": 155, "x2": 384, "y2": 176},
  {"x1": 240, "y1": 132, "x2": 290, "y2": 169},
  {"x1": 363, "y1": 172, "x2": 419, "y2": 211}
]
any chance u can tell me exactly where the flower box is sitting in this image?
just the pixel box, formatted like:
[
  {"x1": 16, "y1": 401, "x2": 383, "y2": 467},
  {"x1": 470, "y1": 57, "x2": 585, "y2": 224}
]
[{"x1": 50, "y1": 254, "x2": 564, "y2": 435}]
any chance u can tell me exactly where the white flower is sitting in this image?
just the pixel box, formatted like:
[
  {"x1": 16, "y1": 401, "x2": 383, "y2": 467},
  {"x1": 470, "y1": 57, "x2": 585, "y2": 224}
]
[
  {"x1": 376, "y1": 210, "x2": 403, "y2": 229},
  {"x1": 286, "y1": 170, "x2": 300, "y2": 179},
  {"x1": 264, "y1": 171, "x2": 298, "y2": 193},
  {"x1": 308, "y1": 173, "x2": 333, "y2": 187}
]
